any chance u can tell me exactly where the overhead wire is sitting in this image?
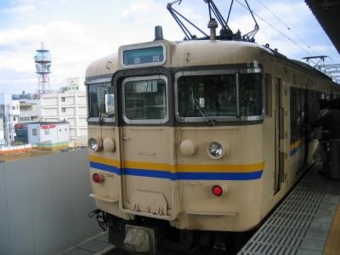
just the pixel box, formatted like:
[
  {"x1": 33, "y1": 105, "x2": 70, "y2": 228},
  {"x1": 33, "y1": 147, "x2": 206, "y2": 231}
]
[
  {"x1": 257, "y1": 0, "x2": 318, "y2": 55},
  {"x1": 234, "y1": 0, "x2": 319, "y2": 64}
]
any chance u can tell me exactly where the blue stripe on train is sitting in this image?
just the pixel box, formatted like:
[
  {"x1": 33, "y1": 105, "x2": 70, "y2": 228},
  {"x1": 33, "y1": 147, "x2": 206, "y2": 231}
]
[
  {"x1": 90, "y1": 162, "x2": 120, "y2": 174},
  {"x1": 90, "y1": 162, "x2": 263, "y2": 181}
]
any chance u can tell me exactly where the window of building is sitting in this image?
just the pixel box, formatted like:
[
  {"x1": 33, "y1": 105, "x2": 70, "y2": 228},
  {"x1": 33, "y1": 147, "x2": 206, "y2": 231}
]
[
  {"x1": 32, "y1": 129, "x2": 37, "y2": 136},
  {"x1": 44, "y1": 129, "x2": 50, "y2": 135},
  {"x1": 20, "y1": 117, "x2": 30, "y2": 122},
  {"x1": 61, "y1": 97, "x2": 65, "y2": 102},
  {"x1": 62, "y1": 107, "x2": 66, "y2": 113}
]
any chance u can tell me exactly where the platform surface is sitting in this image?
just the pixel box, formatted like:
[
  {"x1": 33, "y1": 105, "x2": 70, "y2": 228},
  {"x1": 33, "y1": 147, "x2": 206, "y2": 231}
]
[{"x1": 238, "y1": 163, "x2": 340, "y2": 255}]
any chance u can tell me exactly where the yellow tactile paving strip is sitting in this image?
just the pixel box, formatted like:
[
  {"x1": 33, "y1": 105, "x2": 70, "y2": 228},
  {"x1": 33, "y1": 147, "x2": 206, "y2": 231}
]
[{"x1": 323, "y1": 204, "x2": 340, "y2": 255}]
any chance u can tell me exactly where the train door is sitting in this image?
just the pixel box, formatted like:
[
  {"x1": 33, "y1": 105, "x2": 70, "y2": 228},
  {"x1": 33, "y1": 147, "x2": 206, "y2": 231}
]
[
  {"x1": 300, "y1": 86, "x2": 308, "y2": 167},
  {"x1": 274, "y1": 77, "x2": 285, "y2": 194},
  {"x1": 118, "y1": 75, "x2": 176, "y2": 219},
  {"x1": 290, "y1": 86, "x2": 308, "y2": 170}
]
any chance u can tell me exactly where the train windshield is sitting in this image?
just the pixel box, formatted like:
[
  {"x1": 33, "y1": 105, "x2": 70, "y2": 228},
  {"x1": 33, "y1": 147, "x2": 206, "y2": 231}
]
[
  {"x1": 123, "y1": 75, "x2": 168, "y2": 124},
  {"x1": 88, "y1": 82, "x2": 115, "y2": 122},
  {"x1": 176, "y1": 71, "x2": 262, "y2": 122}
]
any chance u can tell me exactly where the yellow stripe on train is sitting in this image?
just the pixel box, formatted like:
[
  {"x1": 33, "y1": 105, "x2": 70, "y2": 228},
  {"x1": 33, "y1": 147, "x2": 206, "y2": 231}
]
[{"x1": 89, "y1": 155, "x2": 264, "y2": 173}]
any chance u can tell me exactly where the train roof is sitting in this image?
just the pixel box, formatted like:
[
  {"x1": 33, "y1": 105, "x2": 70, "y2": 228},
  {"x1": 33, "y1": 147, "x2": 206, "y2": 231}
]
[
  {"x1": 85, "y1": 39, "x2": 335, "y2": 84},
  {"x1": 289, "y1": 59, "x2": 333, "y2": 81},
  {"x1": 85, "y1": 52, "x2": 119, "y2": 80},
  {"x1": 174, "y1": 40, "x2": 333, "y2": 81},
  {"x1": 260, "y1": 45, "x2": 333, "y2": 81}
]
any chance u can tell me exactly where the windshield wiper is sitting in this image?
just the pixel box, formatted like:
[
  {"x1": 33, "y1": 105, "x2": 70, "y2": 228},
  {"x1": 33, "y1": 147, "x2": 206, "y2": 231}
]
[{"x1": 192, "y1": 98, "x2": 216, "y2": 126}]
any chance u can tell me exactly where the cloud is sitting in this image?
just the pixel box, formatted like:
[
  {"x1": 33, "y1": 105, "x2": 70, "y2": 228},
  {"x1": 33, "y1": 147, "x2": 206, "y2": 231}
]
[
  {"x1": 0, "y1": 21, "x2": 90, "y2": 70},
  {"x1": 0, "y1": 20, "x2": 111, "y2": 94},
  {"x1": 120, "y1": 0, "x2": 173, "y2": 39},
  {"x1": 0, "y1": 0, "x2": 338, "y2": 95},
  {"x1": 122, "y1": 0, "x2": 162, "y2": 23},
  {"x1": 2, "y1": 4, "x2": 36, "y2": 15},
  {"x1": 249, "y1": 2, "x2": 323, "y2": 56}
]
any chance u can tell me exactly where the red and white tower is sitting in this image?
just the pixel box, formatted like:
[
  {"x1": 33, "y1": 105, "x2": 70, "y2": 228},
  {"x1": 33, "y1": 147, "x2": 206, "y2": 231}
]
[{"x1": 34, "y1": 42, "x2": 52, "y2": 96}]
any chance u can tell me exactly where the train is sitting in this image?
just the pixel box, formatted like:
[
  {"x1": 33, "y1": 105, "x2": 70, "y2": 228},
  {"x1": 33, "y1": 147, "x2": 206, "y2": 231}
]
[{"x1": 85, "y1": 6, "x2": 339, "y2": 254}]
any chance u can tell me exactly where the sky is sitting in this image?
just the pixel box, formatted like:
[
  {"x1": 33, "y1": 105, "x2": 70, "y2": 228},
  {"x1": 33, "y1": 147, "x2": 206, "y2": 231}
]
[{"x1": 0, "y1": 0, "x2": 339, "y2": 95}]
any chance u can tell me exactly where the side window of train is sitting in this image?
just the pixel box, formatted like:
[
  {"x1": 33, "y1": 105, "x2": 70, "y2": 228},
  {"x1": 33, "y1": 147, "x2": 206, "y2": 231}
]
[
  {"x1": 239, "y1": 73, "x2": 263, "y2": 116},
  {"x1": 290, "y1": 87, "x2": 305, "y2": 143},
  {"x1": 265, "y1": 73, "x2": 272, "y2": 117},
  {"x1": 88, "y1": 82, "x2": 114, "y2": 119},
  {"x1": 307, "y1": 90, "x2": 322, "y2": 123}
]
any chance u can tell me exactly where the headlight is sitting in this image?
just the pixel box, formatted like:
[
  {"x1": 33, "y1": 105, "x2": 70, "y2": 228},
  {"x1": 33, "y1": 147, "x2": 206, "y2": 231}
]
[
  {"x1": 207, "y1": 141, "x2": 225, "y2": 159},
  {"x1": 88, "y1": 137, "x2": 103, "y2": 152}
]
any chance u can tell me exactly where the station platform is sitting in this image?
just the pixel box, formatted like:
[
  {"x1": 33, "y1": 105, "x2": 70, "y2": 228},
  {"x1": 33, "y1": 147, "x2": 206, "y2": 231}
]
[
  {"x1": 238, "y1": 163, "x2": 340, "y2": 255},
  {"x1": 58, "y1": 163, "x2": 340, "y2": 255},
  {"x1": 56, "y1": 231, "x2": 115, "y2": 255}
]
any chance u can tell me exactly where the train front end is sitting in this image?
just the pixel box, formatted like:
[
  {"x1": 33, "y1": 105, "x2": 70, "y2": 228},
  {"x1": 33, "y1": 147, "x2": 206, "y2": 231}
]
[{"x1": 86, "y1": 36, "x2": 266, "y2": 253}]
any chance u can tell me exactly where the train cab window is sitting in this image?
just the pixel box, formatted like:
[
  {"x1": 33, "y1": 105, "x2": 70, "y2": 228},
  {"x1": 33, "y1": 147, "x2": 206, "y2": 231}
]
[
  {"x1": 123, "y1": 75, "x2": 168, "y2": 124},
  {"x1": 177, "y1": 74, "x2": 237, "y2": 120},
  {"x1": 176, "y1": 71, "x2": 263, "y2": 122},
  {"x1": 87, "y1": 82, "x2": 114, "y2": 123}
]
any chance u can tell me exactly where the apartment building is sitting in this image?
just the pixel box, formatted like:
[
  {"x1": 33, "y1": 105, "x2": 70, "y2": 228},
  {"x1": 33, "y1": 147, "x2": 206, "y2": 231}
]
[
  {"x1": 19, "y1": 99, "x2": 40, "y2": 123},
  {"x1": 0, "y1": 118, "x2": 4, "y2": 146},
  {"x1": 40, "y1": 79, "x2": 87, "y2": 147},
  {"x1": 0, "y1": 93, "x2": 15, "y2": 145}
]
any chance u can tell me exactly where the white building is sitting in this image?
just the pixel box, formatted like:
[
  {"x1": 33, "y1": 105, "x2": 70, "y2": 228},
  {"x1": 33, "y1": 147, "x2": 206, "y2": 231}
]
[
  {"x1": 0, "y1": 93, "x2": 15, "y2": 145},
  {"x1": 40, "y1": 80, "x2": 87, "y2": 147},
  {"x1": 59, "y1": 77, "x2": 85, "y2": 93},
  {"x1": 66, "y1": 77, "x2": 84, "y2": 91},
  {"x1": 19, "y1": 99, "x2": 40, "y2": 123},
  {"x1": 0, "y1": 119, "x2": 4, "y2": 147},
  {"x1": 11, "y1": 100, "x2": 20, "y2": 139},
  {"x1": 27, "y1": 122, "x2": 69, "y2": 150}
]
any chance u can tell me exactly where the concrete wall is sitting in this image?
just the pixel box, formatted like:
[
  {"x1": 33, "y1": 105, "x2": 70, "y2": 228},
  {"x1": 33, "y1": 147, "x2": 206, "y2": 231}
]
[{"x1": 0, "y1": 149, "x2": 101, "y2": 255}]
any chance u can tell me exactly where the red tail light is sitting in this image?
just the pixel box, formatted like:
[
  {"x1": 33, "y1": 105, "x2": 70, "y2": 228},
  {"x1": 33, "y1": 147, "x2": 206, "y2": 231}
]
[
  {"x1": 212, "y1": 185, "x2": 223, "y2": 197},
  {"x1": 92, "y1": 173, "x2": 104, "y2": 183}
]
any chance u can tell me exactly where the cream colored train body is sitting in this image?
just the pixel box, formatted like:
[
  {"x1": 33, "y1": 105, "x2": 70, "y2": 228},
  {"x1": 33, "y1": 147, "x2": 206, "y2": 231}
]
[{"x1": 86, "y1": 36, "x2": 337, "y2": 253}]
